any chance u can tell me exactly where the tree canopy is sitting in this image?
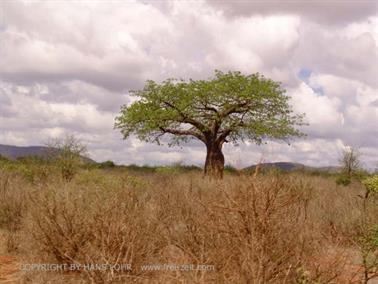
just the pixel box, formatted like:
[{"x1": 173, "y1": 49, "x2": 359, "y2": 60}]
[{"x1": 115, "y1": 70, "x2": 305, "y2": 178}]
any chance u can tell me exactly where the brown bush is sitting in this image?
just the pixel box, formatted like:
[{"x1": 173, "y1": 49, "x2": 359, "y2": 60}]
[
  {"x1": 25, "y1": 178, "x2": 162, "y2": 283},
  {"x1": 0, "y1": 170, "x2": 29, "y2": 252},
  {"x1": 0, "y1": 168, "x2": 376, "y2": 283}
]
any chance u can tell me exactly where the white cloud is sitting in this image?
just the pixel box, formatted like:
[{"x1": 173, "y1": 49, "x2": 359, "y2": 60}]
[
  {"x1": 205, "y1": 15, "x2": 300, "y2": 75},
  {"x1": 290, "y1": 82, "x2": 343, "y2": 132},
  {"x1": 0, "y1": 0, "x2": 377, "y2": 169},
  {"x1": 293, "y1": 18, "x2": 378, "y2": 88},
  {"x1": 206, "y1": 0, "x2": 377, "y2": 25}
]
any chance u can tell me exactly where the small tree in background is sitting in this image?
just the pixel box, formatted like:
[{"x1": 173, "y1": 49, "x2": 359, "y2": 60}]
[
  {"x1": 336, "y1": 146, "x2": 362, "y2": 186},
  {"x1": 340, "y1": 146, "x2": 361, "y2": 178},
  {"x1": 99, "y1": 160, "x2": 116, "y2": 169},
  {"x1": 46, "y1": 135, "x2": 88, "y2": 181},
  {"x1": 115, "y1": 70, "x2": 305, "y2": 179}
]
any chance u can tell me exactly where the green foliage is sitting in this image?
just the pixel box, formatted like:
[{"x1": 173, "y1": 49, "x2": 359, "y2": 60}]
[
  {"x1": 154, "y1": 166, "x2": 179, "y2": 174},
  {"x1": 268, "y1": 167, "x2": 287, "y2": 176},
  {"x1": 16, "y1": 157, "x2": 51, "y2": 183},
  {"x1": 0, "y1": 154, "x2": 10, "y2": 162},
  {"x1": 75, "y1": 170, "x2": 125, "y2": 191},
  {"x1": 155, "y1": 163, "x2": 201, "y2": 174},
  {"x1": 305, "y1": 169, "x2": 334, "y2": 178},
  {"x1": 363, "y1": 175, "x2": 378, "y2": 195},
  {"x1": 98, "y1": 160, "x2": 116, "y2": 169},
  {"x1": 126, "y1": 175, "x2": 148, "y2": 189},
  {"x1": 16, "y1": 156, "x2": 47, "y2": 164},
  {"x1": 176, "y1": 164, "x2": 202, "y2": 172},
  {"x1": 295, "y1": 269, "x2": 321, "y2": 284},
  {"x1": 296, "y1": 267, "x2": 317, "y2": 284},
  {"x1": 119, "y1": 163, "x2": 201, "y2": 174},
  {"x1": 123, "y1": 164, "x2": 157, "y2": 173},
  {"x1": 0, "y1": 157, "x2": 51, "y2": 184},
  {"x1": 358, "y1": 224, "x2": 378, "y2": 282},
  {"x1": 115, "y1": 70, "x2": 305, "y2": 147},
  {"x1": 75, "y1": 170, "x2": 148, "y2": 191},
  {"x1": 224, "y1": 164, "x2": 238, "y2": 174},
  {"x1": 354, "y1": 169, "x2": 370, "y2": 181},
  {"x1": 336, "y1": 174, "x2": 351, "y2": 186},
  {"x1": 0, "y1": 157, "x2": 12, "y2": 169},
  {"x1": 360, "y1": 225, "x2": 378, "y2": 250}
]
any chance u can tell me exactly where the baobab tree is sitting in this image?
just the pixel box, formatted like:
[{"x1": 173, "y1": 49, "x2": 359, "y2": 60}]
[{"x1": 115, "y1": 71, "x2": 305, "y2": 178}]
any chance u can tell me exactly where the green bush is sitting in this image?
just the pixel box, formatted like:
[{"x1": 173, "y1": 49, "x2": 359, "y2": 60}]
[
  {"x1": 98, "y1": 160, "x2": 116, "y2": 169},
  {"x1": 155, "y1": 166, "x2": 180, "y2": 174},
  {"x1": 362, "y1": 175, "x2": 378, "y2": 194},
  {"x1": 336, "y1": 174, "x2": 351, "y2": 186},
  {"x1": 224, "y1": 164, "x2": 238, "y2": 174},
  {"x1": 75, "y1": 170, "x2": 123, "y2": 189},
  {"x1": 75, "y1": 170, "x2": 148, "y2": 191},
  {"x1": 0, "y1": 160, "x2": 51, "y2": 184},
  {"x1": 0, "y1": 154, "x2": 11, "y2": 163},
  {"x1": 358, "y1": 224, "x2": 378, "y2": 283},
  {"x1": 124, "y1": 164, "x2": 157, "y2": 173}
]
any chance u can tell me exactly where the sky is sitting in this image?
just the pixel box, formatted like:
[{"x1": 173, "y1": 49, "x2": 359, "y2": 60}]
[{"x1": 0, "y1": 0, "x2": 377, "y2": 169}]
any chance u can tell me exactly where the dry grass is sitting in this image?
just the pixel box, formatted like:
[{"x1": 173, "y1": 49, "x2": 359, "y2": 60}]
[{"x1": 0, "y1": 167, "x2": 377, "y2": 283}]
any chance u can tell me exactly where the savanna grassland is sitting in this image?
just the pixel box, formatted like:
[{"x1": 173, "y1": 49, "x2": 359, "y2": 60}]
[{"x1": 0, "y1": 159, "x2": 377, "y2": 284}]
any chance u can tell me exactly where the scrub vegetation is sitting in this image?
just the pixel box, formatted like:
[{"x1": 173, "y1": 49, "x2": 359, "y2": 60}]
[{"x1": 0, "y1": 153, "x2": 377, "y2": 283}]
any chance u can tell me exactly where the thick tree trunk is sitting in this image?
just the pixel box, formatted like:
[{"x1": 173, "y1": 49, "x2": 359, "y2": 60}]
[{"x1": 204, "y1": 143, "x2": 225, "y2": 179}]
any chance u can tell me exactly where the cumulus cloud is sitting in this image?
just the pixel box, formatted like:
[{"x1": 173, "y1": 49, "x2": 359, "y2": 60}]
[
  {"x1": 293, "y1": 19, "x2": 378, "y2": 88},
  {"x1": 0, "y1": 0, "x2": 377, "y2": 169},
  {"x1": 206, "y1": 0, "x2": 377, "y2": 25}
]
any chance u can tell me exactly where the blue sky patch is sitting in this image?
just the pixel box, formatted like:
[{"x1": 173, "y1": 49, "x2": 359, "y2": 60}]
[
  {"x1": 312, "y1": 86, "x2": 325, "y2": 96},
  {"x1": 298, "y1": 68, "x2": 312, "y2": 82},
  {"x1": 298, "y1": 68, "x2": 324, "y2": 96}
]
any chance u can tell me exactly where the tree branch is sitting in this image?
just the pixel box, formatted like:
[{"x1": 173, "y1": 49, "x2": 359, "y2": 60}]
[
  {"x1": 216, "y1": 111, "x2": 248, "y2": 144},
  {"x1": 198, "y1": 101, "x2": 219, "y2": 113},
  {"x1": 219, "y1": 101, "x2": 251, "y2": 118},
  {"x1": 159, "y1": 127, "x2": 206, "y2": 143},
  {"x1": 216, "y1": 129, "x2": 232, "y2": 145},
  {"x1": 163, "y1": 101, "x2": 208, "y2": 133}
]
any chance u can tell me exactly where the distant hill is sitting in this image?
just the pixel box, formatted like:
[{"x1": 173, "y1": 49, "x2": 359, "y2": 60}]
[
  {"x1": 0, "y1": 144, "x2": 95, "y2": 163},
  {"x1": 0, "y1": 145, "x2": 341, "y2": 172},
  {"x1": 244, "y1": 162, "x2": 340, "y2": 173}
]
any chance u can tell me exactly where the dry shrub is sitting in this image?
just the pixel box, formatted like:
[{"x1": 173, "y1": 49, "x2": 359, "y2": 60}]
[
  {"x1": 0, "y1": 169, "x2": 28, "y2": 252},
  {"x1": 0, "y1": 168, "x2": 375, "y2": 283},
  {"x1": 151, "y1": 175, "x2": 316, "y2": 283},
  {"x1": 26, "y1": 177, "x2": 162, "y2": 283}
]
